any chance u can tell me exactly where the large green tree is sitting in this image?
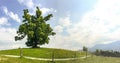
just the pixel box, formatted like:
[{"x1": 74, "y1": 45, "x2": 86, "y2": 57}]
[{"x1": 15, "y1": 7, "x2": 56, "y2": 48}]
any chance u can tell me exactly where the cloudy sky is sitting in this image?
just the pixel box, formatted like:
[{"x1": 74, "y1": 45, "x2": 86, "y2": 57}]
[{"x1": 0, "y1": 0, "x2": 120, "y2": 50}]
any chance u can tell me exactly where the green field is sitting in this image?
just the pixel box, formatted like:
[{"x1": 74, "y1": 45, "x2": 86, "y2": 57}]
[
  {"x1": 84, "y1": 56, "x2": 120, "y2": 63},
  {"x1": 0, "y1": 56, "x2": 47, "y2": 63},
  {"x1": 0, "y1": 48, "x2": 120, "y2": 63},
  {"x1": 0, "y1": 48, "x2": 85, "y2": 59},
  {"x1": 0, "y1": 55, "x2": 120, "y2": 63}
]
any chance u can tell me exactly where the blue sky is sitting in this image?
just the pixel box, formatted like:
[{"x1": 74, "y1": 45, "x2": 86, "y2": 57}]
[{"x1": 0, "y1": 0, "x2": 120, "y2": 50}]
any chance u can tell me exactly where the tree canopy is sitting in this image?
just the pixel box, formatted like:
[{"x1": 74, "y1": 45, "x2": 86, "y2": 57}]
[
  {"x1": 83, "y1": 46, "x2": 88, "y2": 51},
  {"x1": 83, "y1": 46, "x2": 88, "y2": 59},
  {"x1": 15, "y1": 7, "x2": 56, "y2": 48}
]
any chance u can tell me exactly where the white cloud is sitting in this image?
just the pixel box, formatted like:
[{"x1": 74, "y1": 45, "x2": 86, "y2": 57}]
[
  {"x1": 78, "y1": 0, "x2": 120, "y2": 45},
  {"x1": 9, "y1": 12, "x2": 21, "y2": 23},
  {"x1": 3, "y1": 6, "x2": 8, "y2": 14},
  {"x1": 17, "y1": 0, "x2": 57, "y2": 15},
  {"x1": 54, "y1": 25, "x2": 63, "y2": 33},
  {"x1": 0, "y1": 17, "x2": 10, "y2": 26},
  {"x1": 41, "y1": 8, "x2": 56, "y2": 15},
  {"x1": 59, "y1": 16, "x2": 71, "y2": 27},
  {"x1": 0, "y1": 27, "x2": 16, "y2": 42},
  {"x1": 0, "y1": 27, "x2": 26, "y2": 50},
  {"x1": 41, "y1": 8, "x2": 51, "y2": 15},
  {"x1": 18, "y1": 0, "x2": 34, "y2": 9},
  {"x1": 66, "y1": 0, "x2": 120, "y2": 47},
  {"x1": 45, "y1": 0, "x2": 120, "y2": 50},
  {"x1": 2, "y1": 6, "x2": 21, "y2": 23}
]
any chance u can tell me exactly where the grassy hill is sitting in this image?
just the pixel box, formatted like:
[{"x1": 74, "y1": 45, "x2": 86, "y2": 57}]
[
  {"x1": 0, "y1": 48, "x2": 120, "y2": 63},
  {"x1": 0, "y1": 48, "x2": 86, "y2": 63},
  {"x1": 0, "y1": 48, "x2": 85, "y2": 59}
]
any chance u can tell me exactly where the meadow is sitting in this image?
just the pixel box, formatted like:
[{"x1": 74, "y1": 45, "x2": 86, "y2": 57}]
[{"x1": 0, "y1": 48, "x2": 120, "y2": 63}]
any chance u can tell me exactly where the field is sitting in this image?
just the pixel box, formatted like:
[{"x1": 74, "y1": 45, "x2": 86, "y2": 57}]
[
  {"x1": 77, "y1": 56, "x2": 120, "y2": 63},
  {"x1": 0, "y1": 48, "x2": 120, "y2": 63},
  {"x1": 0, "y1": 55, "x2": 120, "y2": 63},
  {"x1": 0, "y1": 48, "x2": 86, "y2": 59}
]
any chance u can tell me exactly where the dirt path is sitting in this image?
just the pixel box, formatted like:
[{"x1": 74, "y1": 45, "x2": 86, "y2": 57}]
[{"x1": 2, "y1": 55, "x2": 90, "y2": 61}]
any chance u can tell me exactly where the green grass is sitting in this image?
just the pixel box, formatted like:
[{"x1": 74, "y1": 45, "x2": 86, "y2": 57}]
[
  {"x1": 1, "y1": 55, "x2": 120, "y2": 63},
  {"x1": 54, "y1": 56, "x2": 120, "y2": 63},
  {"x1": 0, "y1": 48, "x2": 120, "y2": 63},
  {"x1": 78, "y1": 55, "x2": 120, "y2": 63},
  {"x1": 0, "y1": 48, "x2": 85, "y2": 59},
  {"x1": 0, "y1": 56, "x2": 48, "y2": 63}
]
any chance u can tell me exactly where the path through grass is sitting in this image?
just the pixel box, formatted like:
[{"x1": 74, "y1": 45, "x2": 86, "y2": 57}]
[{"x1": 0, "y1": 48, "x2": 85, "y2": 59}]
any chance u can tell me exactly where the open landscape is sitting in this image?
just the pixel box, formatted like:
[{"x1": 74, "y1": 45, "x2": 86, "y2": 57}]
[{"x1": 1, "y1": 0, "x2": 120, "y2": 63}]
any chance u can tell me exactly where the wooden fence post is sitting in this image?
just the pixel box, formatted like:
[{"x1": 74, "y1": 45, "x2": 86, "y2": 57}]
[
  {"x1": 52, "y1": 50, "x2": 54, "y2": 62},
  {"x1": 74, "y1": 51, "x2": 77, "y2": 63},
  {"x1": 19, "y1": 47, "x2": 23, "y2": 58},
  {"x1": 49, "y1": 50, "x2": 55, "y2": 63}
]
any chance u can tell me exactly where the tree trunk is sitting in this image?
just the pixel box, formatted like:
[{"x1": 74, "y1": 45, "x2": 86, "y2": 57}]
[
  {"x1": 32, "y1": 29, "x2": 39, "y2": 48},
  {"x1": 32, "y1": 42, "x2": 38, "y2": 48}
]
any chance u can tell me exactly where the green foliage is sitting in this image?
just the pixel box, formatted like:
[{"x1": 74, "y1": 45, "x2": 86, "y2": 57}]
[
  {"x1": 94, "y1": 49, "x2": 120, "y2": 57},
  {"x1": 83, "y1": 46, "x2": 88, "y2": 59},
  {"x1": 83, "y1": 46, "x2": 88, "y2": 51},
  {"x1": 15, "y1": 7, "x2": 56, "y2": 48}
]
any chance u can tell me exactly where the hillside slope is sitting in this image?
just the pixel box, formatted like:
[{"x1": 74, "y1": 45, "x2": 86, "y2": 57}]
[{"x1": 0, "y1": 48, "x2": 85, "y2": 59}]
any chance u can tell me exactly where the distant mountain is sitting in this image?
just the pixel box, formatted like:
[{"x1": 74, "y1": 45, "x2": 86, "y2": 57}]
[{"x1": 89, "y1": 41, "x2": 120, "y2": 52}]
